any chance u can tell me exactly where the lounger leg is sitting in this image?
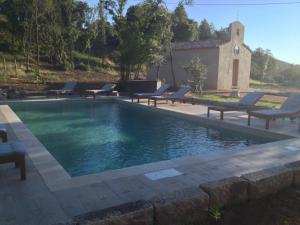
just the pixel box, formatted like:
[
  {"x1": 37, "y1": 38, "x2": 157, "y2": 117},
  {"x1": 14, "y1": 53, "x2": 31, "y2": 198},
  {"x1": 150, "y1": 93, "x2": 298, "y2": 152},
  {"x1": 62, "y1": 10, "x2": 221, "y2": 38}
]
[
  {"x1": 207, "y1": 108, "x2": 210, "y2": 118},
  {"x1": 220, "y1": 111, "x2": 224, "y2": 120},
  {"x1": 148, "y1": 98, "x2": 150, "y2": 105},
  {"x1": 248, "y1": 115, "x2": 251, "y2": 126},
  {"x1": 266, "y1": 119, "x2": 270, "y2": 129},
  {"x1": 17, "y1": 155, "x2": 26, "y2": 180},
  {"x1": 154, "y1": 100, "x2": 157, "y2": 107},
  {"x1": 0, "y1": 131, "x2": 7, "y2": 142},
  {"x1": 131, "y1": 97, "x2": 134, "y2": 102},
  {"x1": 137, "y1": 98, "x2": 140, "y2": 103}
]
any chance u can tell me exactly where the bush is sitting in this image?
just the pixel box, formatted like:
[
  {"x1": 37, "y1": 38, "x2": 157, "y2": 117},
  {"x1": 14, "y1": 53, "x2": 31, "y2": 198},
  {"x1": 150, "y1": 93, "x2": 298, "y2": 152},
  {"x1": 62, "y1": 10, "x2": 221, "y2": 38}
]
[
  {"x1": 184, "y1": 57, "x2": 208, "y2": 93},
  {"x1": 75, "y1": 63, "x2": 89, "y2": 71},
  {"x1": 62, "y1": 60, "x2": 74, "y2": 71}
]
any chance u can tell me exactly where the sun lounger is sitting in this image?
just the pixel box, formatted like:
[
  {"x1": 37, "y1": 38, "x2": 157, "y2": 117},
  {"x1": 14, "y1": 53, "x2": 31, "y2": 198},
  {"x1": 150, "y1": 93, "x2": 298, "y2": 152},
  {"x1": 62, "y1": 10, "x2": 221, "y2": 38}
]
[
  {"x1": 131, "y1": 84, "x2": 170, "y2": 103},
  {"x1": 48, "y1": 81, "x2": 77, "y2": 98},
  {"x1": 207, "y1": 92, "x2": 264, "y2": 120},
  {"x1": 223, "y1": 92, "x2": 264, "y2": 108},
  {"x1": 85, "y1": 83, "x2": 115, "y2": 99},
  {"x1": 0, "y1": 142, "x2": 27, "y2": 180},
  {"x1": 149, "y1": 86, "x2": 192, "y2": 107},
  {"x1": 248, "y1": 93, "x2": 300, "y2": 129}
]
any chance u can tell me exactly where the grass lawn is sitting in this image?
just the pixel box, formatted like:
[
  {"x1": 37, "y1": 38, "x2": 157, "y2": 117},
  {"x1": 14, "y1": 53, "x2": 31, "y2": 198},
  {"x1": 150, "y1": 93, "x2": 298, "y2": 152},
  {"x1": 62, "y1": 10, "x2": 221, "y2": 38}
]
[
  {"x1": 250, "y1": 79, "x2": 280, "y2": 87},
  {"x1": 188, "y1": 93, "x2": 282, "y2": 108}
]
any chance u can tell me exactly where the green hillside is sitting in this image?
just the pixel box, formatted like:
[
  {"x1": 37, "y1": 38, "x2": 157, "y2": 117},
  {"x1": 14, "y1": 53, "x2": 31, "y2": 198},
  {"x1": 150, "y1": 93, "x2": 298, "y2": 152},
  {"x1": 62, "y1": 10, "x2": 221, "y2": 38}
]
[{"x1": 251, "y1": 48, "x2": 300, "y2": 87}]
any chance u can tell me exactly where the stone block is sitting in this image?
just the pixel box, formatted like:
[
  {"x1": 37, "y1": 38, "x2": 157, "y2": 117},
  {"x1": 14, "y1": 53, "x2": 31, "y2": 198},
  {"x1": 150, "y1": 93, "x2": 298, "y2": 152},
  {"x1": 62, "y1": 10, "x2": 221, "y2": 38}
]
[
  {"x1": 285, "y1": 161, "x2": 300, "y2": 187},
  {"x1": 151, "y1": 187, "x2": 209, "y2": 225},
  {"x1": 73, "y1": 200, "x2": 153, "y2": 225},
  {"x1": 241, "y1": 166, "x2": 293, "y2": 200},
  {"x1": 200, "y1": 176, "x2": 249, "y2": 207}
]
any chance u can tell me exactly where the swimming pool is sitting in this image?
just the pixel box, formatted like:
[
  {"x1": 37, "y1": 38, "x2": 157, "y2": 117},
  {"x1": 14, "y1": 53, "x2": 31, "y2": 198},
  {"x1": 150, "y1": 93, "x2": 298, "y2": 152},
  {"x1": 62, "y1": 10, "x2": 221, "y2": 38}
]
[{"x1": 8, "y1": 99, "x2": 277, "y2": 176}]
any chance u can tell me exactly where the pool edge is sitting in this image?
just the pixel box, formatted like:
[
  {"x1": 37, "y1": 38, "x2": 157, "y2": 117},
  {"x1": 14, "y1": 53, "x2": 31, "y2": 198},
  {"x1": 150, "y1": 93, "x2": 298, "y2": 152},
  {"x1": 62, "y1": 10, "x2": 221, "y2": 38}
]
[{"x1": 0, "y1": 98, "x2": 298, "y2": 192}]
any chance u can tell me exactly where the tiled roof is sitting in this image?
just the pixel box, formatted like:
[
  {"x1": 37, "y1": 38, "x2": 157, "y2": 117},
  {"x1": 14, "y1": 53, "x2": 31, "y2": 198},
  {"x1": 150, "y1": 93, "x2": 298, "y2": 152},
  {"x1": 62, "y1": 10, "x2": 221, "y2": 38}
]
[{"x1": 172, "y1": 40, "x2": 229, "y2": 50}]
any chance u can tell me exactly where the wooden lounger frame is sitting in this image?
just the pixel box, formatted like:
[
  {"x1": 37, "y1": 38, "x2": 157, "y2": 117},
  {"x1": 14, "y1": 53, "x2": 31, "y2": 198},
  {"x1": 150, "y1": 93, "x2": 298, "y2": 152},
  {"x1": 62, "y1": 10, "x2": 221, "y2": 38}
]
[
  {"x1": 0, "y1": 130, "x2": 26, "y2": 180},
  {"x1": 248, "y1": 112, "x2": 299, "y2": 129},
  {"x1": 0, "y1": 154, "x2": 26, "y2": 180}
]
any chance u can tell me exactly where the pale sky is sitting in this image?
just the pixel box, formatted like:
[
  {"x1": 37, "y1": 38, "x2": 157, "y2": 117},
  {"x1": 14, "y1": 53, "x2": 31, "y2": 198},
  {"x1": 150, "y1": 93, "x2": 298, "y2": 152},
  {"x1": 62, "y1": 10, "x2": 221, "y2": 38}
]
[{"x1": 85, "y1": 0, "x2": 300, "y2": 65}]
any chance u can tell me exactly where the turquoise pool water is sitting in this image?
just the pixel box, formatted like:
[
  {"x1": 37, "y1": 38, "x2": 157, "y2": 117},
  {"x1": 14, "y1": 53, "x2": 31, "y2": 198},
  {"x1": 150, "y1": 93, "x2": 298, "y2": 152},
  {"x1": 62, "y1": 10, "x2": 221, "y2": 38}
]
[{"x1": 8, "y1": 100, "x2": 276, "y2": 176}]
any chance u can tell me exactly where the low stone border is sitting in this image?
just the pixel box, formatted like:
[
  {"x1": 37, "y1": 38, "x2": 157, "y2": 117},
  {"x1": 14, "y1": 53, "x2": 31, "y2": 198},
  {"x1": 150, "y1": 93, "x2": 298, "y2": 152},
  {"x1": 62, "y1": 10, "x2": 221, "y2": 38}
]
[
  {"x1": 241, "y1": 166, "x2": 294, "y2": 200},
  {"x1": 70, "y1": 200, "x2": 153, "y2": 225},
  {"x1": 63, "y1": 163, "x2": 300, "y2": 225},
  {"x1": 200, "y1": 176, "x2": 248, "y2": 207},
  {"x1": 285, "y1": 160, "x2": 300, "y2": 187},
  {"x1": 150, "y1": 187, "x2": 209, "y2": 225}
]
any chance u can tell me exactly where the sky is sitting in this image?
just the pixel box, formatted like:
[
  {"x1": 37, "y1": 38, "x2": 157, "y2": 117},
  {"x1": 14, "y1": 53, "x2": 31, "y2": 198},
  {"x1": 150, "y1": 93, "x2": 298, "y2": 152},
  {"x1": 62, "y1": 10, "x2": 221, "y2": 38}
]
[{"x1": 85, "y1": 0, "x2": 300, "y2": 65}]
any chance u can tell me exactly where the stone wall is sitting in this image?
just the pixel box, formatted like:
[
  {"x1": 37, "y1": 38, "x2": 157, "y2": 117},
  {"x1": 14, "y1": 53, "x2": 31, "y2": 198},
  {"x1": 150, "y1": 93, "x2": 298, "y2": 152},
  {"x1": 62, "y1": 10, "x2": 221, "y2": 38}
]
[
  {"x1": 147, "y1": 21, "x2": 252, "y2": 91},
  {"x1": 218, "y1": 42, "x2": 251, "y2": 90},
  {"x1": 147, "y1": 47, "x2": 220, "y2": 89},
  {"x1": 64, "y1": 161, "x2": 300, "y2": 225}
]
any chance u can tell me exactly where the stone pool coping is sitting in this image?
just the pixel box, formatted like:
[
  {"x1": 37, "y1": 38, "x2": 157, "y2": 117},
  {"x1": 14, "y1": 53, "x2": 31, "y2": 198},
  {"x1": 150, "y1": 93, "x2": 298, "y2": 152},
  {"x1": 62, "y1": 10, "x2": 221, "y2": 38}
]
[{"x1": 0, "y1": 97, "x2": 297, "y2": 192}]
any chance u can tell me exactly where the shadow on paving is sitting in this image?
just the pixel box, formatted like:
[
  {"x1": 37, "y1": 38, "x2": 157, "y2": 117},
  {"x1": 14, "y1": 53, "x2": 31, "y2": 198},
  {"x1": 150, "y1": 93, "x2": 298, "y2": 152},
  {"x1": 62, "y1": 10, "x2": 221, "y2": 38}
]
[{"x1": 192, "y1": 187, "x2": 300, "y2": 225}]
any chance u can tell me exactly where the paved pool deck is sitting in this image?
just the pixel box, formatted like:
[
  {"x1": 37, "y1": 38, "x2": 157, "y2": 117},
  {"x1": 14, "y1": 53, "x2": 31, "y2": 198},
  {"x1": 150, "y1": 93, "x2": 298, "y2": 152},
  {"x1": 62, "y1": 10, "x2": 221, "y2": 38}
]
[{"x1": 0, "y1": 97, "x2": 300, "y2": 225}]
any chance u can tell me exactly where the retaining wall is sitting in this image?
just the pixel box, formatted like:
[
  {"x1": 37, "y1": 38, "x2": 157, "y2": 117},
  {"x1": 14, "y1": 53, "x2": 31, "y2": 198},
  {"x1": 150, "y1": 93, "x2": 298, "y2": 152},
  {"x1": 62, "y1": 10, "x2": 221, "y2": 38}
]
[{"x1": 59, "y1": 160, "x2": 300, "y2": 225}]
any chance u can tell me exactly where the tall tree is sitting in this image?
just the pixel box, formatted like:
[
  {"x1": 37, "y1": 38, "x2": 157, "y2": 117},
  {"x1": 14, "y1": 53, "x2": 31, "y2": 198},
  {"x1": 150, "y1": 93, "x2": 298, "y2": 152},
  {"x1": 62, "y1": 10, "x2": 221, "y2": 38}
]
[
  {"x1": 93, "y1": 0, "x2": 108, "y2": 65},
  {"x1": 105, "y1": 0, "x2": 172, "y2": 80},
  {"x1": 172, "y1": 4, "x2": 197, "y2": 42},
  {"x1": 84, "y1": 7, "x2": 97, "y2": 69},
  {"x1": 214, "y1": 27, "x2": 229, "y2": 40},
  {"x1": 34, "y1": 0, "x2": 40, "y2": 76},
  {"x1": 198, "y1": 19, "x2": 214, "y2": 40},
  {"x1": 251, "y1": 48, "x2": 275, "y2": 81},
  {"x1": 104, "y1": 0, "x2": 128, "y2": 79}
]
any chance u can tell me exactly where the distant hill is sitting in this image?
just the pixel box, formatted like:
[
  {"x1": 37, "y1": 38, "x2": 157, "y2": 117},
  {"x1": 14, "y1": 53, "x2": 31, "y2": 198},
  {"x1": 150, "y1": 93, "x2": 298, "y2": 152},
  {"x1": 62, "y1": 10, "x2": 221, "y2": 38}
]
[
  {"x1": 251, "y1": 48, "x2": 300, "y2": 87},
  {"x1": 273, "y1": 57, "x2": 299, "y2": 68}
]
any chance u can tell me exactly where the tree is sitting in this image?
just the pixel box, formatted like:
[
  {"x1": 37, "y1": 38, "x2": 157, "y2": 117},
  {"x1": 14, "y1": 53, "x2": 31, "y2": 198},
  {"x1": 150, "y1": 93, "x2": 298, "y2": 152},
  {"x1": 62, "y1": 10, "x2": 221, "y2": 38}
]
[
  {"x1": 198, "y1": 19, "x2": 214, "y2": 40},
  {"x1": 280, "y1": 66, "x2": 300, "y2": 85},
  {"x1": 84, "y1": 7, "x2": 97, "y2": 69},
  {"x1": 184, "y1": 57, "x2": 208, "y2": 93},
  {"x1": 172, "y1": 4, "x2": 197, "y2": 42},
  {"x1": 105, "y1": 0, "x2": 172, "y2": 80},
  {"x1": 104, "y1": 0, "x2": 128, "y2": 79},
  {"x1": 34, "y1": 0, "x2": 40, "y2": 76},
  {"x1": 251, "y1": 48, "x2": 275, "y2": 81},
  {"x1": 96, "y1": 0, "x2": 107, "y2": 64},
  {"x1": 214, "y1": 27, "x2": 229, "y2": 40}
]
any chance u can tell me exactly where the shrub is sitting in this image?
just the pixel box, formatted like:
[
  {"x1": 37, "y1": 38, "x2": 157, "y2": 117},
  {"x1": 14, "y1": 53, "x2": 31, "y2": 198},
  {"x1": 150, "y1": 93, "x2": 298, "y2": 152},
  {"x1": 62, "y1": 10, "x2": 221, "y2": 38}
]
[
  {"x1": 62, "y1": 60, "x2": 74, "y2": 71},
  {"x1": 184, "y1": 57, "x2": 208, "y2": 93},
  {"x1": 75, "y1": 63, "x2": 89, "y2": 71}
]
